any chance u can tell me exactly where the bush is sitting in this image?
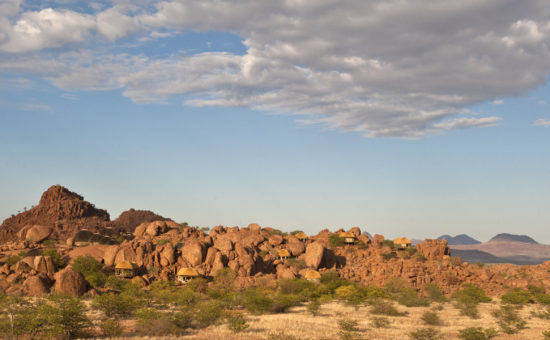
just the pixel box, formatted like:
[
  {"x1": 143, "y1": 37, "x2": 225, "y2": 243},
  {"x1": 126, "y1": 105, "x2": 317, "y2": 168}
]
[
  {"x1": 186, "y1": 277, "x2": 208, "y2": 294},
  {"x1": 338, "y1": 319, "x2": 361, "y2": 340},
  {"x1": 273, "y1": 294, "x2": 299, "y2": 313},
  {"x1": 72, "y1": 255, "x2": 103, "y2": 276},
  {"x1": 501, "y1": 288, "x2": 535, "y2": 305},
  {"x1": 453, "y1": 283, "x2": 491, "y2": 304},
  {"x1": 329, "y1": 234, "x2": 346, "y2": 247},
  {"x1": 492, "y1": 305, "x2": 527, "y2": 334},
  {"x1": 414, "y1": 253, "x2": 427, "y2": 262},
  {"x1": 424, "y1": 283, "x2": 446, "y2": 302},
  {"x1": 226, "y1": 313, "x2": 249, "y2": 333},
  {"x1": 409, "y1": 328, "x2": 442, "y2": 340},
  {"x1": 370, "y1": 300, "x2": 407, "y2": 316},
  {"x1": 100, "y1": 319, "x2": 124, "y2": 337},
  {"x1": 243, "y1": 290, "x2": 274, "y2": 315},
  {"x1": 156, "y1": 239, "x2": 170, "y2": 245},
  {"x1": 84, "y1": 271, "x2": 107, "y2": 288},
  {"x1": 278, "y1": 278, "x2": 314, "y2": 295},
  {"x1": 5, "y1": 255, "x2": 20, "y2": 266},
  {"x1": 92, "y1": 293, "x2": 143, "y2": 317},
  {"x1": 136, "y1": 318, "x2": 184, "y2": 336},
  {"x1": 397, "y1": 288, "x2": 430, "y2": 307},
  {"x1": 370, "y1": 316, "x2": 391, "y2": 328},
  {"x1": 528, "y1": 284, "x2": 545, "y2": 295},
  {"x1": 536, "y1": 294, "x2": 550, "y2": 305},
  {"x1": 381, "y1": 252, "x2": 396, "y2": 261},
  {"x1": 544, "y1": 330, "x2": 550, "y2": 340},
  {"x1": 307, "y1": 299, "x2": 321, "y2": 316},
  {"x1": 43, "y1": 295, "x2": 91, "y2": 338},
  {"x1": 42, "y1": 248, "x2": 65, "y2": 268},
  {"x1": 193, "y1": 300, "x2": 223, "y2": 327},
  {"x1": 213, "y1": 268, "x2": 236, "y2": 289},
  {"x1": 458, "y1": 327, "x2": 498, "y2": 340},
  {"x1": 384, "y1": 277, "x2": 409, "y2": 294},
  {"x1": 382, "y1": 240, "x2": 394, "y2": 248},
  {"x1": 287, "y1": 258, "x2": 307, "y2": 269},
  {"x1": 532, "y1": 306, "x2": 550, "y2": 319},
  {"x1": 421, "y1": 311, "x2": 443, "y2": 326},
  {"x1": 455, "y1": 301, "x2": 480, "y2": 319}
]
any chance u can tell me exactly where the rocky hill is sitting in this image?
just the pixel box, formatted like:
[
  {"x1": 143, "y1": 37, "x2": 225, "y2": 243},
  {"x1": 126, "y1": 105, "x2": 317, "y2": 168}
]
[
  {"x1": 437, "y1": 234, "x2": 481, "y2": 245},
  {"x1": 0, "y1": 186, "x2": 549, "y2": 299},
  {"x1": 0, "y1": 185, "x2": 110, "y2": 242},
  {"x1": 488, "y1": 233, "x2": 538, "y2": 244},
  {"x1": 110, "y1": 208, "x2": 170, "y2": 233}
]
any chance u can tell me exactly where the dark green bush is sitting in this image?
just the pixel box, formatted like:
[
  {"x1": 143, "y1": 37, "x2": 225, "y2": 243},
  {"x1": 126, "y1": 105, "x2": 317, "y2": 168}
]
[
  {"x1": 370, "y1": 316, "x2": 391, "y2": 328},
  {"x1": 455, "y1": 301, "x2": 480, "y2": 319},
  {"x1": 226, "y1": 313, "x2": 249, "y2": 333},
  {"x1": 5, "y1": 255, "x2": 20, "y2": 266},
  {"x1": 492, "y1": 305, "x2": 527, "y2": 334},
  {"x1": 409, "y1": 327, "x2": 442, "y2": 340},
  {"x1": 42, "y1": 248, "x2": 65, "y2": 268},
  {"x1": 72, "y1": 255, "x2": 103, "y2": 276},
  {"x1": 100, "y1": 319, "x2": 124, "y2": 337},
  {"x1": 414, "y1": 253, "x2": 427, "y2": 262},
  {"x1": 501, "y1": 288, "x2": 535, "y2": 305},
  {"x1": 92, "y1": 293, "x2": 143, "y2": 317},
  {"x1": 421, "y1": 311, "x2": 443, "y2": 326},
  {"x1": 370, "y1": 300, "x2": 407, "y2": 316},
  {"x1": 453, "y1": 283, "x2": 491, "y2": 304},
  {"x1": 307, "y1": 299, "x2": 321, "y2": 316},
  {"x1": 329, "y1": 234, "x2": 345, "y2": 247},
  {"x1": 193, "y1": 300, "x2": 223, "y2": 327},
  {"x1": 278, "y1": 278, "x2": 314, "y2": 295},
  {"x1": 397, "y1": 288, "x2": 430, "y2": 307},
  {"x1": 156, "y1": 239, "x2": 170, "y2": 245},
  {"x1": 458, "y1": 327, "x2": 490, "y2": 340},
  {"x1": 543, "y1": 329, "x2": 550, "y2": 340},
  {"x1": 243, "y1": 290, "x2": 274, "y2": 315},
  {"x1": 384, "y1": 277, "x2": 409, "y2": 294},
  {"x1": 536, "y1": 294, "x2": 550, "y2": 305},
  {"x1": 273, "y1": 294, "x2": 299, "y2": 313},
  {"x1": 382, "y1": 240, "x2": 395, "y2": 248},
  {"x1": 424, "y1": 283, "x2": 446, "y2": 302},
  {"x1": 381, "y1": 252, "x2": 397, "y2": 261}
]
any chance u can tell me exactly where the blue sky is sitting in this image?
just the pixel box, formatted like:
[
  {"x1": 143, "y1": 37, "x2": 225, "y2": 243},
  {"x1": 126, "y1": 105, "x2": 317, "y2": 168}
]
[{"x1": 1, "y1": 1, "x2": 549, "y2": 242}]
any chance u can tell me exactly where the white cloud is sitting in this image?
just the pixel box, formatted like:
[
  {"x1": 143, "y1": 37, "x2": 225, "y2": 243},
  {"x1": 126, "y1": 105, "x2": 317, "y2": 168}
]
[
  {"x1": 493, "y1": 100, "x2": 504, "y2": 105},
  {"x1": 19, "y1": 103, "x2": 53, "y2": 113},
  {"x1": 534, "y1": 118, "x2": 550, "y2": 126},
  {"x1": 2, "y1": 1, "x2": 550, "y2": 137}
]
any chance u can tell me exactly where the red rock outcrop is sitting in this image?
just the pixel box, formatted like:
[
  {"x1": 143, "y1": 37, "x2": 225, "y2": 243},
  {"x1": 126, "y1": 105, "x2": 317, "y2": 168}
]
[
  {"x1": 53, "y1": 268, "x2": 88, "y2": 297},
  {"x1": 111, "y1": 209, "x2": 169, "y2": 232}
]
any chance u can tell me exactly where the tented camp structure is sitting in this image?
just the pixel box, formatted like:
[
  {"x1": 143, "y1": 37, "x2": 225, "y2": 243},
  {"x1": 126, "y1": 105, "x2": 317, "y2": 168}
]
[
  {"x1": 277, "y1": 249, "x2": 291, "y2": 260},
  {"x1": 115, "y1": 261, "x2": 136, "y2": 278},
  {"x1": 339, "y1": 232, "x2": 356, "y2": 244},
  {"x1": 394, "y1": 237, "x2": 412, "y2": 250},
  {"x1": 304, "y1": 270, "x2": 322, "y2": 282},
  {"x1": 295, "y1": 232, "x2": 308, "y2": 242},
  {"x1": 177, "y1": 267, "x2": 199, "y2": 283}
]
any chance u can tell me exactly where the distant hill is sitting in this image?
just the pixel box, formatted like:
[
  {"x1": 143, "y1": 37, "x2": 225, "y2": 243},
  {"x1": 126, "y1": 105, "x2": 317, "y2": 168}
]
[
  {"x1": 438, "y1": 234, "x2": 481, "y2": 245},
  {"x1": 488, "y1": 233, "x2": 538, "y2": 244},
  {"x1": 450, "y1": 233, "x2": 550, "y2": 265}
]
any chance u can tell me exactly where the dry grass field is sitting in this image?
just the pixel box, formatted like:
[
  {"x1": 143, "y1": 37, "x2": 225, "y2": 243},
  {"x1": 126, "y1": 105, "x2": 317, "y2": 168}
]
[{"x1": 110, "y1": 300, "x2": 550, "y2": 340}]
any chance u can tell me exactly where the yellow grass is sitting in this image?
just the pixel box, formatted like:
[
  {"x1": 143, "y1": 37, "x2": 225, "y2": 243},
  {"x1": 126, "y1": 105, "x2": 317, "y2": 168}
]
[{"x1": 97, "y1": 300, "x2": 550, "y2": 340}]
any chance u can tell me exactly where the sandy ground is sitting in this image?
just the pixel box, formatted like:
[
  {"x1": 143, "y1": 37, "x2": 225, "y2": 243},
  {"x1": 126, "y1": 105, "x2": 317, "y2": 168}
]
[{"x1": 88, "y1": 300, "x2": 550, "y2": 340}]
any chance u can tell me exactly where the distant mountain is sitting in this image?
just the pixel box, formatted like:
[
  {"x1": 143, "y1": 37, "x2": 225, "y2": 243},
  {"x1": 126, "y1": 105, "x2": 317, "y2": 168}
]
[
  {"x1": 438, "y1": 234, "x2": 481, "y2": 245},
  {"x1": 450, "y1": 233, "x2": 550, "y2": 265},
  {"x1": 450, "y1": 249, "x2": 550, "y2": 265},
  {"x1": 488, "y1": 233, "x2": 538, "y2": 244}
]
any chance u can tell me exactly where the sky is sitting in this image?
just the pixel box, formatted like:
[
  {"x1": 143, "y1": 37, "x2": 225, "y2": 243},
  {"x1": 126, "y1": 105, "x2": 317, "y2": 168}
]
[{"x1": 0, "y1": 0, "x2": 549, "y2": 243}]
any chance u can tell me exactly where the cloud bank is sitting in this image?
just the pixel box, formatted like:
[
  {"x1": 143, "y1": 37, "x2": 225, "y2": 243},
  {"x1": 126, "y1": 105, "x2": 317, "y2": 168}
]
[{"x1": 2, "y1": 0, "x2": 550, "y2": 137}]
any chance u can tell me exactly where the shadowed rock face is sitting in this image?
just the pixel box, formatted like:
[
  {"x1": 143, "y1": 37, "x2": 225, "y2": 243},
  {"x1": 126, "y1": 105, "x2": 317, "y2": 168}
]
[
  {"x1": 110, "y1": 208, "x2": 169, "y2": 233},
  {"x1": 0, "y1": 185, "x2": 110, "y2": 241}
]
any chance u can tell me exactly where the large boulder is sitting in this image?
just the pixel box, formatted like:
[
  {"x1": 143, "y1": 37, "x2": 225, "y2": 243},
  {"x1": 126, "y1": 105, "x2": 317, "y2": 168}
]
[
  {"x1": 268, "y1": 234, "x2": 283, "y2": 246},
  {"x1": 181, "y1": 241, "x2": 204, "y2": 266},
  {"x1": 286, "y1": 236, "x2": 305, "y2": 256},
  {"x1": 214, "y1": 237, "x2": 233, "y2": 254},
  {"x1": 22, "y1": 275, "x2": 51, "y2": 297},
  {"x1": 103, "y1": 245, "x2": 120, "y2": 266},
  {"x1": 304, "y1": 242, "x2": 325, "y2": 269},
  {"x1": 159, "y1": 243, "x2": 175, "y2": 266},
  {"x1": 53, "y1": 268, "x2": 88, "y2": 297},
  {"x1": 24, "y1": 225, "x2": 52, "y2": 243},
  {"x1": 34, "y1": 255, "x2": 56, "y2": 278},
  {"x1": 416, "y1": 239, "x2": 450, "y2": 260},
  {"x1": 248, "y1": 223, "x2": 261, "y2": 232}
]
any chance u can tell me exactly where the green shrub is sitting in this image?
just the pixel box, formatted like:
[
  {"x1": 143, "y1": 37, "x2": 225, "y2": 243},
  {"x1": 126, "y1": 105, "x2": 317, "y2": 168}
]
[
  {"x1": 421, "y1": 311, "x2": 443, "y2": 326},
  {"x1": 455, "y1": 301, "x2": 480, "y2": 319},
  {"x1": 287, "y1": 258, "x2": 307, "y2": 270},
  {"x1": 397, "y1": 288, "x2": 430, "y2": 307},
  {"x1": 492, "y1": 304, "x2": 527, "y2": 334},
  {"x1": 92, "y1": 293, "x2": 143, "y2": 317},
  {"x1": 382, "y1": 240, "x2": 395, "y2": 248},
  {"x1": 338, "y1": 319, "x2": 361, "y2": 340},
  {"x1": 41, "y1": 239, "x2": 56, "y2": 248},
  {"x1": 536, "y1": 294, "x2": 550, "y2": 305},
  {"x1": 193, "y1": 300, "x2": 223, "y2": 327},
  {"x1": 370, "y1": 300, "x2": 407, "y2": 316},
  {"x1": 186, "y1": 277, "x2": 208, "y2": 294},
  {"x1": 528, "y1": 285, "x2": 545, "y2": 295},
  {"x1": 329, "y1": 234, "x2": 346, "y2": 247},
  {"x1": 243, "y1": 290, "x2": 274, "y2": 315},
  {"x1": 5, "y1": 255, "x2": 20, "y2": 266},
  {"x1": 424, "y1": 283, "x2": 446, "y2": 302},
  {"x1": 278, "y1": 278, "x2": 314, "y2": 295},
  {"x1": 409, "y1": 327, "x2": 442, "y2": 340},
  {"x1": 543, "y1": 330, "x2": 550, "y2": 340},
  {"x1": 42, "y1": 248, "x2": 65, "y2": 268},
  {"x1": 156, "y1": 239, "x2": 171, "y2": 245},
  {"x1": 381, "y1": 252, "x2": 396, "y2": 261},
  {"x1": 458, "y1": 327, "x2": 498, "y2": 340},
  {"x1": 100, "y1": 319, "x2": 124, "y2": 337},
  {"x1": 453, "y1": 283, "x2": 491, "y2": 304},
  {"x1": 414, "y1": 252, "x2": 427, "y2": 262},
  {"x1": 370, "y1": 316, "x2": 391, "y2": 328},
  {"x1": 42, "y1": 295, "x2": 91, "y2": 338},
  {"x1": 385, "y1": 277, "x2": 409, "y2": 294},
  {"x1": 213, "y1": 268, "x2": 236, "y2": 289},
  {"x1": 226, "y1": 313, "x2": 249, "y2": 333},
  {"x1": 273, "y1": 294, "x2": 299, "y2": 313},
  {"x1": 136, "y1": 318, "x2": 184, "y2": 336},
  {"x1": 307, "y1": 299, "x2": 321, "y2": 316},
  {"x1": 84, "y1": 271, "x2": 107, "y2": 288},
  {"x1": 501, "y1": 288, "x2": 535, "y2": 305},
  {"x1": 72, "y1": 255, "x2": 103, "y2": 276}
]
